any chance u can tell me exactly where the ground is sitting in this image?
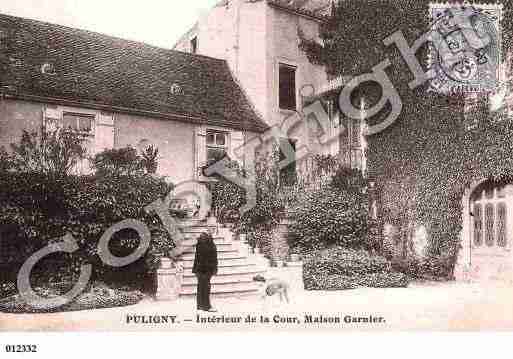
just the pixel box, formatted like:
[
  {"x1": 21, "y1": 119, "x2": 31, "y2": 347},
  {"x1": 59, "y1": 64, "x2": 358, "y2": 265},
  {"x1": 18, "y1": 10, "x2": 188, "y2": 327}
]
[{"x1": 2, "y1": 281, "x2": 513, "y2": 331}]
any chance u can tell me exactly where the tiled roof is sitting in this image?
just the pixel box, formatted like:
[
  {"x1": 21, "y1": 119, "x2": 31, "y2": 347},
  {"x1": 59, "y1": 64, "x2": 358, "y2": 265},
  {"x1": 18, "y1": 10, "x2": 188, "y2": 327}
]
[
  {"x1": 268, "y1": 0, "x2": 333, "y2": 19},
  {"x1": 0, "y1": 13, "x2": 268, "y2": 133}
]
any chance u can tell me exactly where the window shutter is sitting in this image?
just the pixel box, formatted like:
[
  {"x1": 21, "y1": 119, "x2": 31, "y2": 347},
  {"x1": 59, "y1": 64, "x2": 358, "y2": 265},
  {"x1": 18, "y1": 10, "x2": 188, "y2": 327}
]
[
  {"x1": 195, "y1": 125, "x2": 207, "y2": 178},
  {"x1": 94, "y1": 113, "x2": 114, "y2": 154},
  {"x1": 229, "y1": 130, "x2": 245, "y2": 166},
  {"x1": 279, "y1": 64, "x2": 297, "y2": 110}
]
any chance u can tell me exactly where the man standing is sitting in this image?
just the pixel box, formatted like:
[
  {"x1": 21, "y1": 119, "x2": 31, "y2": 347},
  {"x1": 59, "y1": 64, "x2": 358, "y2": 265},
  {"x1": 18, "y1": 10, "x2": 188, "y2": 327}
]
[{"x1": 192, "y1": 232, "x2": 218, "y2": 312}]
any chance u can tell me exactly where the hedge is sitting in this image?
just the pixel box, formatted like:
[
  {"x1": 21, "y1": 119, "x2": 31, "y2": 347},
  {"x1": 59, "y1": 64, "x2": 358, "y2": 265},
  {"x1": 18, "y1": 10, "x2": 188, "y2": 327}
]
[
  {"x1": 0, "y1": 169, "x2": 175, "y2": 290},
  {"x1": 0, "y1": 281, "x2": 144, "y2": 313},
  {"x1": 303, "y1": 247, "x2": 410, "y2": 290},
  {"x1": 289, "y1": 182, "x2": 369, "y2": 250}
]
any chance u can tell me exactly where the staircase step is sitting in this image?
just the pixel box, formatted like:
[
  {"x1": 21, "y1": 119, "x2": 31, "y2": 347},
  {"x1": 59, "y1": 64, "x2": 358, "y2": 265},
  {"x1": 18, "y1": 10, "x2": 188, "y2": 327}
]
[
  {"x1": 181, "y1": 238, "x2": 228, "y2": 247},
  {"x1": 182, "y1": 273, "x2": 259, "y2": 286},
  {"x1": 179, "y1": 281, "x2": 260, "y2": 295},
  {"x1": 180, "y1": 232, "x2": 234, "y2": 242},
  {"x1": 182, "y1": 257, "x2": 250, "y2": 268},
  {"x1": 173, "y1": 217, "x2": 264, "y2": 299},
  {"x1": 178, "y1": 219, "x2": 215, "y2": 227},
  {"x1": 181, "y1": 252, "x2": 243, "y2": 261},
  {"x1": 180, "y1": 289, "x2": 259, "y2": 298},
  {"x1": 179, "y1": 232, "x2": 221, "y2": 239},
  {"x1": 182, "y1": 266, "x2": 265, "y2": 278},
  {"x1": 181, "y1": 225, "x2": 218, "y2": 233},
  {"x1": 181, "y1": 245, "x2": 236, "y2": 255}
]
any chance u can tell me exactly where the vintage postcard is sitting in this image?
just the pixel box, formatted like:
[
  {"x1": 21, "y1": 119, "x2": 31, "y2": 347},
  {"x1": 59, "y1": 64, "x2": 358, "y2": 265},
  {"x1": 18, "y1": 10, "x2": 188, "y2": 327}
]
[{"x1": 1, "y1": 0, "x2": 513, "y2": 344}]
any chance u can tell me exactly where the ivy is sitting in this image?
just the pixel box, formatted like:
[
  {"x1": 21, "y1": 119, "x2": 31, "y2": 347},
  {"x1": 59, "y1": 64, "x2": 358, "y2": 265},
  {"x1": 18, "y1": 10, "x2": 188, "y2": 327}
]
[{"x1": 300, "y1": 0, "x2": 513, "y2": 273}]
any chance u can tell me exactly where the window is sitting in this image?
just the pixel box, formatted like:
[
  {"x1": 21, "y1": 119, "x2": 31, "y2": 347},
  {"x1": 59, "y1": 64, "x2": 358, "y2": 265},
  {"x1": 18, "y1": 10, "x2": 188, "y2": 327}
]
[
  {"x1": 485, "y1": 203, "x2": 495, "y2": 247},
  {"x1": 190, "y1": 37, "x2": 198, "y2": 54},
  {"x1": 498, "y1": 203, "x2": 507, "y2": 247},
  {"x1": 62, "y1": 112, "x2": 94, "y2": 135},
  {"x1": 473, "y1": 203, "x2": 483, "y2": 246},
  {"x1": 471, "y1": 180, "x2": 510, "y2": 248},
  {"x1": 279, "y1": 63, "x2": 297, "y2": 111},
  {"x1": 206, "y1": 130, "x2": 228, "y2": 163},
  {"x1": 279, "y1": 138, "x2": 297, "y2": 186}
]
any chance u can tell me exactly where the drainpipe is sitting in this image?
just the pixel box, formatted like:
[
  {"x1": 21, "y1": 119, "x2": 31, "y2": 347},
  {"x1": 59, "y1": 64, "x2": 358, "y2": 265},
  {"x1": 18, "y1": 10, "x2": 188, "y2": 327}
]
[
  {"x1": 234, "y1": 0, "x2": 242, "y2": 77},
  {"x1": 360, "y1": 97, "x2": 367, "y2": 176},
  {"x1": 469, "y1": 195, "x2": 472, "y2": 268}
]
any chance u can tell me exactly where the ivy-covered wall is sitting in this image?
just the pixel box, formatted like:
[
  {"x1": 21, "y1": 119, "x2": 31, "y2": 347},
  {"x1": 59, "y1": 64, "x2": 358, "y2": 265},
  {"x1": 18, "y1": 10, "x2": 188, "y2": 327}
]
[{"x1": 300, "y1": 0, "x2": 513, "y2": 273}]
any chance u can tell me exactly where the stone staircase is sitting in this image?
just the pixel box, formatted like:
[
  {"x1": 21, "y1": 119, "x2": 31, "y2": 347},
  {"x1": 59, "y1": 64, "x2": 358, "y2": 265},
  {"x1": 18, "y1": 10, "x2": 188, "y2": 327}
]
[{"x1": 177, "y1": 220, "x2": 268, "y2": 298}]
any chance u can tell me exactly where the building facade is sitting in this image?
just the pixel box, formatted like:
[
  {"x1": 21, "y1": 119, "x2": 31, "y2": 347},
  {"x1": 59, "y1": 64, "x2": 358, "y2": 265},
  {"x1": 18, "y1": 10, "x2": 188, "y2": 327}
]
[
  {"x1": 0, "y1": 13, "x2": 268, "y2": 185},
  {"x1": 174, "y1": 0, "x2": 365, "y2": 179}
]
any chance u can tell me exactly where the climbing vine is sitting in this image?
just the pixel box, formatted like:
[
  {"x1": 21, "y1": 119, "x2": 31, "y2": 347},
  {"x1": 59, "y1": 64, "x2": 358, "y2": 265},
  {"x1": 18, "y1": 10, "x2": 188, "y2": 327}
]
[{"x1": 300, "y1": 0, "x2": 513, "y2": 273}]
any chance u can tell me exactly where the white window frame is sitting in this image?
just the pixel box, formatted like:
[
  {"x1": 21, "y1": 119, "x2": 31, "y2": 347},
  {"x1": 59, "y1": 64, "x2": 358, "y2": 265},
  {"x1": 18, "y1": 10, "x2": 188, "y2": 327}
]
[
  {"x1": 45, "y1": 105, "x2": 97, "y2": 138},
  {"x1": 206, "y1": 128, "x2": 230, "y2": 162},
  {"x1": 471, "y1": 184, "x2": 511, "y2": 252}
]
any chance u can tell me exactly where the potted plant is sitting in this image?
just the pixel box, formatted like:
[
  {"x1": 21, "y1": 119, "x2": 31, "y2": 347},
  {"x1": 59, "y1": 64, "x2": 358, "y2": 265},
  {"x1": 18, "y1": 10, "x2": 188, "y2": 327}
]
[{"x1": 289, "y1": 250, "x2": 301, "y2": 263}]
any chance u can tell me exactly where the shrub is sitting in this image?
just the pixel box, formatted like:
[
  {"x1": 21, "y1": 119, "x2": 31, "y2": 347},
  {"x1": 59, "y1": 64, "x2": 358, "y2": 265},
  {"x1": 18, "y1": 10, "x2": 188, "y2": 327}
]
[
  {"x1": 0, "y1": 281, "x2": 17, "y2": 299},
  {"x1": 140, "y1": 145, "x2": 159, "y2": 174},
  {"x1": 330, "y1": 167, "x2": 367, "y2": 192},
  {"x1": 391, "y1": 255, "x2": 454, "y2": 280},
  {"x1": 237, "y1": 148, "x2": 286, "y2": 234},
  {"x1": 0, "y1": 139, "x2": 175, "y2": 290},
  {"x1": 303, "y1": 247, "x2": 391, "y2": 275},
  {"x1": 207, "y1": 159, "x2": 247, "y2": 223},
  {"x1": 289, "y1": 184, "x2": 369, "y2": 250},
  {"x1": 303, "y1": 247, "x2": 410, "y2": 290},
  {"x1": 0, "y1": 147, "x2": 13, "y2": 173},
  {"x1": 0, "y1": 281, "x2": 144, "y2": 313},
  {"x1": 8, "y1": 130, "x2": 87, "y2": 177},
  {"x1": 91, "y1": 146, "x2": 144, "y2": 176}
]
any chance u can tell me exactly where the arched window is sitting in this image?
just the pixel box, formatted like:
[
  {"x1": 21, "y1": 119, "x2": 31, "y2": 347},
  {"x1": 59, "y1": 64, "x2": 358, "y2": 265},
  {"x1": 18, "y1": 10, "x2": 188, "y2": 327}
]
[{"x1": 471, "y1": 180, "x2": 509, "y2": 248}]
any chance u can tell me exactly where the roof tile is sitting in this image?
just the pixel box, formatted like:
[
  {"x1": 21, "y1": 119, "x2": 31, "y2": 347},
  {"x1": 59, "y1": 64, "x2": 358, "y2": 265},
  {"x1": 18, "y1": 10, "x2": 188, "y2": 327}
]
[{"x1": 0, "y1": 13, "x2": 268, "y2": 133}]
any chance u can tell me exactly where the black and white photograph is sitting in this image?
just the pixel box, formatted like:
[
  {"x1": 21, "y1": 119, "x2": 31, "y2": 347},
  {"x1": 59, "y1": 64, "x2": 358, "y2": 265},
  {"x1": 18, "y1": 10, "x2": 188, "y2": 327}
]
[{"x1": 1, "y1": 1, "x2": 513, "y2": 346}]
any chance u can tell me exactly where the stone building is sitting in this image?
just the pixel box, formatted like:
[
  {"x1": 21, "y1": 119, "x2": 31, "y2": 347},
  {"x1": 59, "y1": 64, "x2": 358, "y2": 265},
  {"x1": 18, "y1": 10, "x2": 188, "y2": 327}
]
[
  {"x1": 173, "y1": 0, "x2": 513, "y2": 283},
  {"x1": 174, "y1": 0, "x2": 367, "y2": 179},
  {"x1": 0, "y1": 12, "x2": 268, "y2": 185}
]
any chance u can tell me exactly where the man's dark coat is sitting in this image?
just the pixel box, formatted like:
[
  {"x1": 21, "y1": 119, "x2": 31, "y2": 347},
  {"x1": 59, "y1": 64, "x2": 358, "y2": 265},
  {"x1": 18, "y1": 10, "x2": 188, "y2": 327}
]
[{"x1": 192, "y1": 236, "x2": 218, "y2": 275}]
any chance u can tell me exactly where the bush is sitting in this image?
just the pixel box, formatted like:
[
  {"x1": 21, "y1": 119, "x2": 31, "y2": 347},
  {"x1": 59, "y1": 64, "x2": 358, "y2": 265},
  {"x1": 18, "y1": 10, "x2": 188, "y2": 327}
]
[
  {"x1": 91, "y1": 146, "x2": 145, "y2": 176},
  {"x1": 207, "y1": 159, "x2": 247, "y2": 224},
  {"x1": 8, "y1": 130, "x2": 86, "y2": 176},
  {"x1": 140, "y1": 145, "x2": 159, "y2": 174},
  {"x1": 0, "y1": 147, "x2": 13, "y2": 173},
  {"x1": 391, "y1": 255, "x2": 454, "y2": 280},
  {"x1": 304, "y1": 272, "x2": 410, "y2": 290},
  {"x1": 303, "y1": 247, "x2": 410, "y2": 290},
  {"x1": 289, "y1": 184, "x2": 369, "y2": 250},
  {"x1": 0, "y1": 281, "x2": 144, "y2": 313},
  {"x1": 330, "y1": 167, "x2": 367, "y2": 192},
  {"x1": 0, "y1": 137, "x2": 175, "y2": 291},
  {"x1": 0, "y1": 281, "x2": 17, "y2": 299},
  {"x1": 237, "y1": 148, "x2": 286, "y2": 235}
]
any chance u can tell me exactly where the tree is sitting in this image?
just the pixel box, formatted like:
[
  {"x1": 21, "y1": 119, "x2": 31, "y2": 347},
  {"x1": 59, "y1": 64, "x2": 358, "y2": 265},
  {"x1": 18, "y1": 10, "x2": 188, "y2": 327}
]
[{"x1": 7, "y1": 129, "x2": 87, "y2": 177}]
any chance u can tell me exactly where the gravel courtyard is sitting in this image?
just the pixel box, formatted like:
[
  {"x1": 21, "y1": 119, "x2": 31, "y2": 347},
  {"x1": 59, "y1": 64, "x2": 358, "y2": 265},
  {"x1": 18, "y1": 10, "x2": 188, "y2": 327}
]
[{"x1": 2, "y1": 281, "x2": 513, "y2": 331}]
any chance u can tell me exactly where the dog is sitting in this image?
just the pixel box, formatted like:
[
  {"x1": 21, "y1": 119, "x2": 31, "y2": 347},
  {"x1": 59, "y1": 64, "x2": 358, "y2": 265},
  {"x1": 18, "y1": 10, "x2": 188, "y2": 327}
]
[{"x1": 253, "y1": 275, "x2": 290, "y2": 305}]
